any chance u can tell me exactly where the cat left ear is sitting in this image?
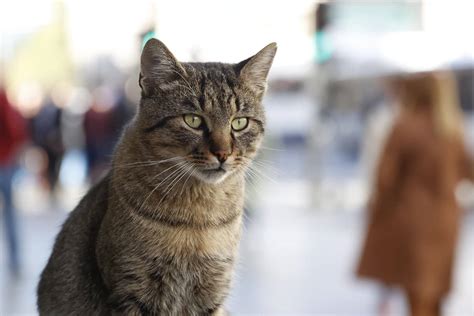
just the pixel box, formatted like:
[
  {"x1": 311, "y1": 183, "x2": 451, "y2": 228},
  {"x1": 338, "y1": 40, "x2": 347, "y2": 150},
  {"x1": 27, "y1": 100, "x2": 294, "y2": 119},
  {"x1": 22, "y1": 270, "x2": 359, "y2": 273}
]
[
  {"x1": 139, "y1": 38, "x2": 187, "y2": 96},
  {"x1": 237, "y1": 42, "x2": 277, "y2": 94}
]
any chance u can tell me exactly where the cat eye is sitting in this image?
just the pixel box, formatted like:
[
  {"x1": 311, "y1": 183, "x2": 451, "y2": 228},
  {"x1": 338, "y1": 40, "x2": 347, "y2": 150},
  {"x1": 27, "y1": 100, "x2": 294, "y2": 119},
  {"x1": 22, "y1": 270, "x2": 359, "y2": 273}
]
[
  {"x1": 183, "y1": 114, "x2": 203, "y2": 129},
  {"x1": 231, "y1": 117, "x2": 249, "y2": 131}
]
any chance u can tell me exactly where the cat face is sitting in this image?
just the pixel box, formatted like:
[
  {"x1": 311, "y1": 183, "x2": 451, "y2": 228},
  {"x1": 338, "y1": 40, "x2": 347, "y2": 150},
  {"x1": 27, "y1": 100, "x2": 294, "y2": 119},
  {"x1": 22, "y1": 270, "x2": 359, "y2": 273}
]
[{"x1": 136, "y1": 39, "x2": 276, "y2": 184}]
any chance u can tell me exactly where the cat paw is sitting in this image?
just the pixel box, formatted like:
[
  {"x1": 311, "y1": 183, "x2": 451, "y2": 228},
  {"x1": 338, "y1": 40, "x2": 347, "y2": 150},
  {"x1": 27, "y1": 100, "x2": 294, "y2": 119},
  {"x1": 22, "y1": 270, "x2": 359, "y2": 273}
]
[{"x1": 211, "y1": 307, "x2": 228, "y2": 316}]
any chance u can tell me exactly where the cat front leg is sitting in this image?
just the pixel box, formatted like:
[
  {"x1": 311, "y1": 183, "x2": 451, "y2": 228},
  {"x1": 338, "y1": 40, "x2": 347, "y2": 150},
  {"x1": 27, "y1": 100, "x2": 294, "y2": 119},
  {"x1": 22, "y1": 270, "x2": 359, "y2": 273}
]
[
  {"x1": 211, "y1": 307, "x2": 228, "y2": 316},
  {"x1": 110, "y1": 305, "x2": 142, "y2": 316},
  {"x1": 108, "y1": 292, "x2": 149, "y2": 316}
]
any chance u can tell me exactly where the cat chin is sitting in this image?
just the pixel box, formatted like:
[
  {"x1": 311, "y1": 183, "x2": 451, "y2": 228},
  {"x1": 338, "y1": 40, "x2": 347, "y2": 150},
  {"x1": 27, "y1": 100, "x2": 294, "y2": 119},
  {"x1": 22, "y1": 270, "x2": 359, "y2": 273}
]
[{"x1": 193, "y1": 169, "x2": 231, "y2": 184}]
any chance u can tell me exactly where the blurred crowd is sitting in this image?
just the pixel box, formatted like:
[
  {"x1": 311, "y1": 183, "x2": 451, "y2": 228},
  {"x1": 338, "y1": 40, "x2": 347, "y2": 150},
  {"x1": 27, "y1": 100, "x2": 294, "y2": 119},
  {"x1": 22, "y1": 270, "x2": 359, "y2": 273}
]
[
  {"x1": 1, "y1": 82, "x2": 135, "y2": 187},
  {"x1": 1, "y1": 81, "x2": 136, "y2": 273}
]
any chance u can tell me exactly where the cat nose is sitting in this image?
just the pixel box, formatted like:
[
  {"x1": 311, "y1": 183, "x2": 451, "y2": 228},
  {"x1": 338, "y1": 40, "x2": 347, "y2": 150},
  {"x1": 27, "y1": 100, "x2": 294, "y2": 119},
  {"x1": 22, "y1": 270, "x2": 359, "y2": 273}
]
[
  {"x1": 211, "y1": 149, "x2": 231, "y2": 163},
  {"x1": 209, "y1": 131, "x2": 232, "y2": 163}
]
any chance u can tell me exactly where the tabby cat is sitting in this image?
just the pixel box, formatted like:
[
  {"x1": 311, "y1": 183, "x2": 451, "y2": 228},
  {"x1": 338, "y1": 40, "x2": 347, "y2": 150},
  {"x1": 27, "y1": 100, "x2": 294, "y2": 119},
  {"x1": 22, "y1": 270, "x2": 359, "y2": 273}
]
[{"x1": 37, "y1": 39, "x2": 277, "y2": 315}]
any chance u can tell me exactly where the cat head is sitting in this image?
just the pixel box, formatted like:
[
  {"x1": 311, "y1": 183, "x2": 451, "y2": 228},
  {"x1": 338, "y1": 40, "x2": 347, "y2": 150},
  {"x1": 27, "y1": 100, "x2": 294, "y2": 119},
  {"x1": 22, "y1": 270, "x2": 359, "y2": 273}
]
[{"x1": 135, "y1": 39, "x2": 276, "y2": 184}]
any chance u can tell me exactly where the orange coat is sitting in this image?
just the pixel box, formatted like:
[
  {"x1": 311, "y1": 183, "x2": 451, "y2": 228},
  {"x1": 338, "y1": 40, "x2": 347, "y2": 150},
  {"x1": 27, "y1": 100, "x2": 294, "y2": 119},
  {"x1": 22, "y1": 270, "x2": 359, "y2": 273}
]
[{"x1": 357, "y1": 111, "x2": 473, "y2": 300}]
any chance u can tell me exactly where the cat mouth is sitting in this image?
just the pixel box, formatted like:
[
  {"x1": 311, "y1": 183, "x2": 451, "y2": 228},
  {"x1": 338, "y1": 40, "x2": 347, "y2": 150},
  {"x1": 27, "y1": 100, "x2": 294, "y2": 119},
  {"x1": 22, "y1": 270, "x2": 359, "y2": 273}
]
[
  {"x1": 202, "y1": 166, "x2": 227, "y2": 174},
  {"x1": 195, "y1": 166, "x2": 230, "y2": 184}
]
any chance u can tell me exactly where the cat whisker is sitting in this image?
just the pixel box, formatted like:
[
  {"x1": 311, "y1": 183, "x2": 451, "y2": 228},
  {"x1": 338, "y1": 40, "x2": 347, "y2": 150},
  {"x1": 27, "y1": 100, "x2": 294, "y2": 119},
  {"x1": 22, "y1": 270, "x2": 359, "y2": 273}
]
[
  {"x1": 259, "y1": 146, "x2": 285, "y2": 152},
  {"x1": 243, "y1": 171, "x2": 265, "y2": 196},
  {"x1": 243, "y1": 169, "x2": 259, "y2": 186},
  {"x1": 239, "y1": 156, "x2": 279, "y2": 176},
  {"x1": 169, "y1": 164, "x2": 195, "y2": 201},
  {"x1": 246, "y1": 164, "x2": 278, "y2": 184},
  {"x1": 111, "y1": 158, "x2": 189, "y2": 193},
  {"x1": 152, "y1": 163, "x2": 194, "y2": 219},
  {"x1": 253, "y1": 157, "x2": 277, "y2": 165},
  {"x1": 136, "y1": 161, "x2": 187, "y2": 214},
  {"x1": 178, "y1": 164, "x2": 196, "y2": 197},
  {"x1": 250, "y1": 160, "x2": 280, "y2": 176},
  {"x1": 160, "y1": 165, "x2": 190, "y2": 202},
  {"x1": 244, "y1": 167, "x2": 260, "y2": 183},
  {"x1": 114, "y1": 157, "x2": 184, "y2": 169}
]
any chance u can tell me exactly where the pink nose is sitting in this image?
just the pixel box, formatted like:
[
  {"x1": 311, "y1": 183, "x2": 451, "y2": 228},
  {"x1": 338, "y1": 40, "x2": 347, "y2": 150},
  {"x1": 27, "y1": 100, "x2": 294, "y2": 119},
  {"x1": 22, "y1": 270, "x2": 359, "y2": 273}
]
[{"x1": 211, "y1": 149, "x2": 230, "y2": 163}]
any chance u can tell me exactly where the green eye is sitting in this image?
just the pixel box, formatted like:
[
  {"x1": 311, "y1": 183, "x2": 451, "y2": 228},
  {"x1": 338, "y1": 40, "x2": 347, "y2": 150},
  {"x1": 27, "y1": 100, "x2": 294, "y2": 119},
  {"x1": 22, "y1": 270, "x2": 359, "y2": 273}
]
[
  {"x1": 231, "y1": 117, "x2": 249, "y2": 131},
  {"x1": 184, "y1": 114, "x2": 203, "y2": 129}
]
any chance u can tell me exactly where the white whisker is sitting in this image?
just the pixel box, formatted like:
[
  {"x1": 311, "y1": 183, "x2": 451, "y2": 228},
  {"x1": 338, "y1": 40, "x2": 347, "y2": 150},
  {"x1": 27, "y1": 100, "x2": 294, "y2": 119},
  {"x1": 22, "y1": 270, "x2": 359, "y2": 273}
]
[
  {"x1": 152, "y1": 163, "x2": 193, "y2": 219},
  {"x1": 114, "y1": 157, "x2": 183, "y2": 169},
  {"x1": 259, "y1": 146, "x2": 285, "y2": 152},
  {"x1": 136, "y1": 161, "x2": 186, "y2": 214}
]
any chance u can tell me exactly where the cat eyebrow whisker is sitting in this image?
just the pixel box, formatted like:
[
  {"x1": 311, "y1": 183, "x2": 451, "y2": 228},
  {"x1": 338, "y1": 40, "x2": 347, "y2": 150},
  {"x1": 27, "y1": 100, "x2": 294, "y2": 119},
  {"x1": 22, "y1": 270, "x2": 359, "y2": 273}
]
[{"x1": 170, "y1": 69, "x2": 197, "y2": 98}]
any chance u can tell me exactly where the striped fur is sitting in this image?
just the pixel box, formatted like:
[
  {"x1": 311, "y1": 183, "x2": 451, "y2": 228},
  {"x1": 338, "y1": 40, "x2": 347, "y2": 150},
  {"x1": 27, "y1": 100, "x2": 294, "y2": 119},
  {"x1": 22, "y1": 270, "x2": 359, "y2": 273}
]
[{"x1": 37, "y1": 39, "x2": 276, "y2": 315}]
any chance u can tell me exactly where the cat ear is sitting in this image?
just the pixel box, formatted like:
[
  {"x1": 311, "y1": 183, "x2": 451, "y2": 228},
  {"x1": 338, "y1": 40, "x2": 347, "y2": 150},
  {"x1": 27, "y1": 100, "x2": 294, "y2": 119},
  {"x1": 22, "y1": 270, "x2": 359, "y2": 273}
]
[
  {"x1": 139, "y1": 38, "x2": 187, "y2": 96},
  {"x1": 237, "y1": 42, "x2": 277, "y2": 94}
]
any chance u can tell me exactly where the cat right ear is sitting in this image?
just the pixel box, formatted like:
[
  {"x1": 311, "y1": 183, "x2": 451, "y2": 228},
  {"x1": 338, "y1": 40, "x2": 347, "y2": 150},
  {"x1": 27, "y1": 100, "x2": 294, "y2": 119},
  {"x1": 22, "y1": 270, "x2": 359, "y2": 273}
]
[
  {"x1": 237, "y1": 42, "x2": 277, "y2": 95},
  {"x1": 139, "y1": 38, "x2": 187, "y2": 96}
]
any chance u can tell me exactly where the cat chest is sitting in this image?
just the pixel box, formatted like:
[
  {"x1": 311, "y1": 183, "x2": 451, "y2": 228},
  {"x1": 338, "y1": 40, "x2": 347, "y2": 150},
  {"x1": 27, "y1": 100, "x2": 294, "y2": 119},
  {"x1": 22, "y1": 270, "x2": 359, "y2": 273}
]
[
  {"x1": 138, "y1": 226, "x2": 241, "y2": 312},
  {"x1": 130, "y1": 210, "x2": 243, "y2": 258},
  {"x1": 145, "y1": 254, "x2": 235, "y2": 313}
]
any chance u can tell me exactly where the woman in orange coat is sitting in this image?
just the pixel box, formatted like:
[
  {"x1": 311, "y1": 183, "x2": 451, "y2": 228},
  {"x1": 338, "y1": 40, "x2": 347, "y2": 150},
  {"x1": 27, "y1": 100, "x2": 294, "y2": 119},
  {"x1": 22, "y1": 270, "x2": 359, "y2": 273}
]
[{"x1": 357, "y1": 71, "x2": 473, "y2": 316}]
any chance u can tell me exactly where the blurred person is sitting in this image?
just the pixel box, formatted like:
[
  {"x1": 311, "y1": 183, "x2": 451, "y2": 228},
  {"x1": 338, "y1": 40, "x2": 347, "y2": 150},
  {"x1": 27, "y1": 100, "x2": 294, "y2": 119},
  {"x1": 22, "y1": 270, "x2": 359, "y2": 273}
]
[
  {"x1": 360, "y1": 102, "x2": 397, "y2": 189},
  {"x1": 29, "y1": 92, "x2": 65, "y2": 198},
  {"x1": 0, "y1": 87, "x2": 28, "y2": 275},
  {"x1": 112, "y1": 88, "x2": 135, "y2": 136},
  {"x1": 357, "y1": 71, "x2": 474, "y2": 316},
  {"x1": 83, "y1": 86, "x2": 131, "y2": 183},
  {"x1": 358, "y1": 80, "x2": 400, "y2": 316}
]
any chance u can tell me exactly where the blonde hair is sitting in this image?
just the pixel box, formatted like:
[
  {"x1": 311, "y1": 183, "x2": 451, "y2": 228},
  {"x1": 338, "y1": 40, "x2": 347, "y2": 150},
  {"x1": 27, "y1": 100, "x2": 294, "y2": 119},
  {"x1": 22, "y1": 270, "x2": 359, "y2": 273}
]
[
  {"x1": 433, "y1": 71, "x2": 464, "y2": 138},
  {"x1": 394, "y1": 70, "x2": 464, "y2": 139}
]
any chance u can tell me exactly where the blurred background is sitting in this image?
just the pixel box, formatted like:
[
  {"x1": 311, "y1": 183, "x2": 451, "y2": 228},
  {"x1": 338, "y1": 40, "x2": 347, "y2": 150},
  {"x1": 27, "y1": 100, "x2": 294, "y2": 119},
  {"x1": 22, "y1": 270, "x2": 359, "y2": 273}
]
[{"x1": 1, "y1": 0, "x2": 473, "y2": 315}]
